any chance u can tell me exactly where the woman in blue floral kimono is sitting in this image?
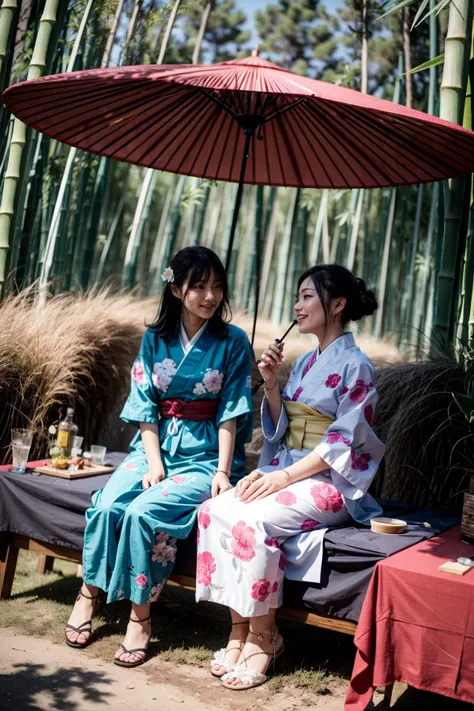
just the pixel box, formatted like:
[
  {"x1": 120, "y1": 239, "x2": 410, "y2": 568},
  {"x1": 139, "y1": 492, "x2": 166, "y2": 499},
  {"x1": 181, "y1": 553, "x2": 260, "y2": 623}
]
[
  {"x1": 196, "y1": 264, "x2": 384, "y2": 690},
  {"x1": 65, "y1": 246, "x2": 253, "y2": 667}
]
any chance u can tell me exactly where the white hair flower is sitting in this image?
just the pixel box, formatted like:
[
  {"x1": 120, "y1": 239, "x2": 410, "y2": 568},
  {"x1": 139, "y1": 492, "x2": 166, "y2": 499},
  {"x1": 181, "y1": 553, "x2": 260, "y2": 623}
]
[{"x1": 161, "y1": 266, "x2": 175, "y2": 283}]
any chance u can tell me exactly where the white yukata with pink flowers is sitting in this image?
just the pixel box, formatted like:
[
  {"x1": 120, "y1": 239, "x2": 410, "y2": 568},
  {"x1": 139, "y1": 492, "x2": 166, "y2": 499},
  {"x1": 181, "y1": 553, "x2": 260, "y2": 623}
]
[{"x1": 195, "y1": 333, "x2": 384, "y2": 618}]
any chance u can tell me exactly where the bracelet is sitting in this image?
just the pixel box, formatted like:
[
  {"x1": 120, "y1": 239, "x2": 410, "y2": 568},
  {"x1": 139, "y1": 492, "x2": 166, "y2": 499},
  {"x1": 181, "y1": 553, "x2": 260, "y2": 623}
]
[
  {"x1": 282, "y1": 468, "x2": 292, "y2": 484},
  {"x1": 263, "y1": 379, "x2": 278, "y2": 392},
  {"x1": 214, "y1": 469, "x2": 230, "y2": 478}
]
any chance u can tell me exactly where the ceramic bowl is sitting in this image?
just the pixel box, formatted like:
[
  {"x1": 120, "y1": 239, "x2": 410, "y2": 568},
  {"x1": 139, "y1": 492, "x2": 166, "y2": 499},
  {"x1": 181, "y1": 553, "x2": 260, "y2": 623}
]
[{"x1": 370, "y1": 517, "x2": 407, "y2": 535}]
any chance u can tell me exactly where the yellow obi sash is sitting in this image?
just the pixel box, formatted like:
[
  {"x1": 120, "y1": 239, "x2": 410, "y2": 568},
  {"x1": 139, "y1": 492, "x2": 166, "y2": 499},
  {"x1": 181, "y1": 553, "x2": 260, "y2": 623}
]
[{"x1": 283, "y1": 401, "x2": 334, "y2": 450}]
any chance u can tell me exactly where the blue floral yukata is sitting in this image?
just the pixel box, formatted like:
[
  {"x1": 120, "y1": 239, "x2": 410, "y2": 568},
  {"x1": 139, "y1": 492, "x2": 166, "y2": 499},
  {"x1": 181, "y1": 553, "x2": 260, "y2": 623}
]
[{"x1": 82, "y1": 322, "x2": 253, "y2": 605}]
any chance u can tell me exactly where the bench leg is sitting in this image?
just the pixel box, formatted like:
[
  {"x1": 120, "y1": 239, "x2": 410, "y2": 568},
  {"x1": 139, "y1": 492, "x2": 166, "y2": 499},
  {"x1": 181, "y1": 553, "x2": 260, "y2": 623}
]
[
  {"x1": 0, "y1": 535, "x2": 19, "y2": 600},
  {"x1": 36, "y1": 554, "x2": 54, "y2": 574}
]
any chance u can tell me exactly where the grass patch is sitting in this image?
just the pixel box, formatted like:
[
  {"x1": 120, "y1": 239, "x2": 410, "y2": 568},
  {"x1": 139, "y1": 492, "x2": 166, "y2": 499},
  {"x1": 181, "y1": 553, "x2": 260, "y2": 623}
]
[
  {"x1": 267, "y1": 667, "x2": 335, "y2": 695},
  {"x1": 1, "y1": 550, "x2": 352, "y2": 698}
]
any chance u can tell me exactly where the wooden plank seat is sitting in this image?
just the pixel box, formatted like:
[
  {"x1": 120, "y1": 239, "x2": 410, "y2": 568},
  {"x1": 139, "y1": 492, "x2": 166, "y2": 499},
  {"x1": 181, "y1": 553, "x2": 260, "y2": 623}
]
[{"x1": 0, "y1": 531, "x2": 357, "y2": 635}]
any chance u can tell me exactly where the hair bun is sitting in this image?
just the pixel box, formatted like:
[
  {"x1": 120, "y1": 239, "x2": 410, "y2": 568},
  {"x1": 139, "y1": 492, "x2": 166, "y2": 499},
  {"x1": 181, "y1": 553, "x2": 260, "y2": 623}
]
[{"x1": 362, "y1": 288, "x2": 377, "y2": 316}]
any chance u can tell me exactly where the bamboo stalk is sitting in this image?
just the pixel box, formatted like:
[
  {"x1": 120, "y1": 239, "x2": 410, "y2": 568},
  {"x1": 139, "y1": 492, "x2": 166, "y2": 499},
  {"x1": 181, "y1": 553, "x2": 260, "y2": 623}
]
[
  {"x1": 38, "y1": 0, "x2": 95, "y2": 291},
  {"x1": 432, "y1": 0, "x2": 473, "y2": 347},
  {"x1": 0, "y1": 0, "x2": 60, "y2": 293},
  {"x1": 101, "y1": 0, "x2": 125, "y2": 68},
  {"x1": 0, "y1": 0, "x2": 18, "y2": 78},
  {"x1": 272, "y1": 188, "x2": 300, "y2": 327}
]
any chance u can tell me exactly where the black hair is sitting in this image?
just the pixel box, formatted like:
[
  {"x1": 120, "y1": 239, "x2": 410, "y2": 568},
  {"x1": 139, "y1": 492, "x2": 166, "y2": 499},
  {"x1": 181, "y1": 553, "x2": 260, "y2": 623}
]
[
  {"x1": 149, "y1": 246, "x2": 231, "y2": 341},
  {"x1": 297, "y1": 264, "x2": 378, "y2": 326}
]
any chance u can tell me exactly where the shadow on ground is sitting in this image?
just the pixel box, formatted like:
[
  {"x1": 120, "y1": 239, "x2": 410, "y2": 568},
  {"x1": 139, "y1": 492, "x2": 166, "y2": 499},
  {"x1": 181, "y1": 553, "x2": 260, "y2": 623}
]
[{"x1": 0, "y1": 662, "x2": 112, "y2": 710}]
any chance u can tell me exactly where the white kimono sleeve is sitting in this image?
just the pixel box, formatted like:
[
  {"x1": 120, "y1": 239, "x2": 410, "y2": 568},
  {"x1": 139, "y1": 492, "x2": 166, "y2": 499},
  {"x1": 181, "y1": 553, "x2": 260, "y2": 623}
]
[{"x1": 314, "y1": 359, "x2": 385, "y2": 500}]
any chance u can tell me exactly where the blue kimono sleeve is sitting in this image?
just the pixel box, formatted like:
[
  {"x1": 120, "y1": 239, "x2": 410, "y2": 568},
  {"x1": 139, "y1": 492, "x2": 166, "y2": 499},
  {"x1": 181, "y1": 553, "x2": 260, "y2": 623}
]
[
  {"x1": 216, "y1": 329, "x2": 254, "y2": 443},
  {"x1": 120, "y1": 331, "x2": 159, "y2": 429}
]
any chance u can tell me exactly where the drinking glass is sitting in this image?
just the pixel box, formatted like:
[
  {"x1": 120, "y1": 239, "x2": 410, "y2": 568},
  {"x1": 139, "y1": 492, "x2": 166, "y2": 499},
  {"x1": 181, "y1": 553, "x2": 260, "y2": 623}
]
[
  {"x1": 11, "y1": 429, "x2": 34, "y2": 473},
  {"x1": 90, "y1": 445, "x2": 106, "y2": 465},
  {"x1": 71, "y1": 435, "x2": 84, "y2": 458}
]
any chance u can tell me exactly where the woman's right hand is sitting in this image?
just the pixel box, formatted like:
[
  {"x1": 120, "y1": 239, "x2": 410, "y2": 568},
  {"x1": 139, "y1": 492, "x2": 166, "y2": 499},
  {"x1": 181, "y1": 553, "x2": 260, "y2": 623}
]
[
  {"x1": 142, "y1": 466, "x2": 166, "y2": 489},
  {"x1": 258, "y1": 341, "x2": 284, "y2": 386}
]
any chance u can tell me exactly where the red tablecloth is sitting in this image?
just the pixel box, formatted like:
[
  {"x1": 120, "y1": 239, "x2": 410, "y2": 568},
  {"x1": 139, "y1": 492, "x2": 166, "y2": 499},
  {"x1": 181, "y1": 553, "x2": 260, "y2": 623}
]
[{"x1": 346, "y1": 525, "x2": 474, "y2": 709}]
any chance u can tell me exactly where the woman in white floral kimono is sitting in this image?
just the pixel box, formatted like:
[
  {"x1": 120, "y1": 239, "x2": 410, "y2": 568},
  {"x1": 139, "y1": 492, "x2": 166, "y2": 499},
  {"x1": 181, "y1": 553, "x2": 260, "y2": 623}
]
[{"x1": 196, "y1": 264, "x2": 385, "y2": 690}]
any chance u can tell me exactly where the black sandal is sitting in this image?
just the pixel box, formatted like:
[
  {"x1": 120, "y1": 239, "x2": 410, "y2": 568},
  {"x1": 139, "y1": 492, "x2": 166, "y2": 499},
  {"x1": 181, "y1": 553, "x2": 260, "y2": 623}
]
[
  {"x1": 114, "y1": 615, "x2": 151, "y2": 668},
  {"x1": 65, "y1": 588, "x2": 99, "y2": 649}
]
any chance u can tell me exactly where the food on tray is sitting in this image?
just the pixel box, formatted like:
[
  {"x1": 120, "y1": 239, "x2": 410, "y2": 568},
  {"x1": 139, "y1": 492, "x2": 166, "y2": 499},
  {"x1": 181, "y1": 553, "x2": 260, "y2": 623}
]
[
  {"x1": 52, "y1": 457, "x2": 69, "y2": 470},
  {"x1": 51, "y1": 455, "x2": 92, "y2": 471}
]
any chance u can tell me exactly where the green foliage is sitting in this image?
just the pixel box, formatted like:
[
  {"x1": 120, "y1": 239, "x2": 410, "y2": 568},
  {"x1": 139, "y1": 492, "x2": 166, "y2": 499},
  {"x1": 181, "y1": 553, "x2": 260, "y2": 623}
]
[
  {"x1": 169, "y1": 0, "x2": 250, "y2": 63},
  {"x1": 255, "y1": 0, "x2": 340, "y2": 78}
]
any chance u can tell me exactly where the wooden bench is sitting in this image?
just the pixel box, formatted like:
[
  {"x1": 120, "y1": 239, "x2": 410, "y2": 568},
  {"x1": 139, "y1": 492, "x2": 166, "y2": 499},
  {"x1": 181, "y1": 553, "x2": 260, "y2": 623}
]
[{"x1": 0, "y1": 531, "x2": 357, "y2": 636}]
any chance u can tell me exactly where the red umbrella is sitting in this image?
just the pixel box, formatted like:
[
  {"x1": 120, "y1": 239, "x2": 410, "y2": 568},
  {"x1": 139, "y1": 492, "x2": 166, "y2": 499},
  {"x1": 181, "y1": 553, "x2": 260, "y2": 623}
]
[{"x1": 4, "y1": 53, "x2": 474, "y2": 338}]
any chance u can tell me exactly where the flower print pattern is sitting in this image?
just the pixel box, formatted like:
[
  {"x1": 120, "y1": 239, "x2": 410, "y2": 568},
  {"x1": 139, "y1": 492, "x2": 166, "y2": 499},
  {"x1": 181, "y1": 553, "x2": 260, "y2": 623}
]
[
  {"x1": 193, "y1": 368, "x2": 224, "y2": 396},
  {"x1": 197, "y1": 551, "x2": 216, "y2": 586},
  {"x1": 148, "y1": 582, "x2": 164, "y2": 603},
  {"x1": 342, "y1": 387, "x2": 350, "y2": 394},
  {"x1": 135, "y1": 573, "x2": 148, "y2": 589},
  {"x1": 172, "y1": 475, "x2": 186, "y2": 485},
  {"x1": 272, "y1": 581, "x2": 279, "y2": 593},
  {"x1": 351, "y1": 449, "x2": 371, "y2": 471},
  {"x1": 310, "y1": 481, "x2": 344, "y2": 513},
  {"x1": 291, "y1": 386, "x2": 304, "y2": 402},
  {"x1": 132, "y1": 360, "x2": 145, "y2": 385},
  {"x1": 126, "y1": 462, "x2": 138, "y2": 470},
  {"x1": 364, "y1": 403, "x2": 374, "y2": 425},
  {"x1": 198, "y1": 499, "x2": 212, "y2": 530},
  {"x1": 231, "y1": 521, "x2": 256, "y2": 562},
  {"x1": 326, "y1": 373, "x2": 342, "y2": 388},
  {"x1": 301, "y1": 519, "x2": 320, "y2": 532},
  {"x1": 349, "y1": 379, "x2": 374, "y2": 403},
  {"x1": 269, "y1": 457, "x2": 280, "y2": 466},
  {"x1": 151, "y1": 532, "x2": 177, "y2": 566},
  {"x1": 152, "y1": 358, "x2": 177, "y2": 393},
  {"x1": 275, "y1": 490, "x2": 296, "y2": 506},
  {"x1": 278, "y1": 551, "x2": 286, "y2": 571},
  {"x1": 326, "y1": 431, "x2": 350, "y2": 446},
  {"x1": 251, "y1": 579, "x2": 271, "y2": 602}
]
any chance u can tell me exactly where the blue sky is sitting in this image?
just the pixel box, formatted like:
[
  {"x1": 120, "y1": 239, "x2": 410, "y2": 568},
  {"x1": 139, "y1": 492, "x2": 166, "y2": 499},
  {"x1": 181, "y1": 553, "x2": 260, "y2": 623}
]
[{"x1": 236, "y1": 0, "x2": 346, "y2": 47}]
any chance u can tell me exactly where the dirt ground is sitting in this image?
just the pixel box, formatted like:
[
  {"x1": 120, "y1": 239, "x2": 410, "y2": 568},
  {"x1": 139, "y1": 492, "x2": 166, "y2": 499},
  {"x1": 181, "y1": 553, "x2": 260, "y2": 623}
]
[
  {"x1": 1, "y1": 629, "x2": 348, "y2": 711},
  {"x1": 0, "y1": 553, "x2": 472, "y2": 711}
]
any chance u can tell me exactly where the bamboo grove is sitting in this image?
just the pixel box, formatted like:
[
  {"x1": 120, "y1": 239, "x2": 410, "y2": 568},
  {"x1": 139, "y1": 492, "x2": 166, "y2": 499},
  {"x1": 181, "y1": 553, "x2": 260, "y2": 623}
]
[{"x1": 0, "y1": 0, "x2": 472, "y2": 353}]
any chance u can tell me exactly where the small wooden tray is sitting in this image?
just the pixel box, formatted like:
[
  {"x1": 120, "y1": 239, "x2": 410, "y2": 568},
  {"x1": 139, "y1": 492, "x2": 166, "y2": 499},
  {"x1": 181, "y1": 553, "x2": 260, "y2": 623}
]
[{"x1": 34, "y1": 461, "x2": 116, "y2": 479}]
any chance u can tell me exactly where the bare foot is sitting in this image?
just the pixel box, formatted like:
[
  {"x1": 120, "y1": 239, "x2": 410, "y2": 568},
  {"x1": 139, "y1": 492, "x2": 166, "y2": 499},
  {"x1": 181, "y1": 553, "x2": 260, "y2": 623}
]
[
  {"x1": 65, "y1": 584, "x2": 99, "y2": 646},
  {"x1": 224, "y1": 629, "x2": 284, "y2": 687},
  {"x1": 211, "y1": 621, "x2": 249, "y2": 677},
  {"x1": 114, "y1": 616, "x2": 151, "y2": 665}
]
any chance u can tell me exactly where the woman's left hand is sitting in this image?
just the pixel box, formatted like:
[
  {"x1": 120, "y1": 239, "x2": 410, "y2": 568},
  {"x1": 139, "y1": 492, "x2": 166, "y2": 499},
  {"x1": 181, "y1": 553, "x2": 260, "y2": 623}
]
[
  {"x1": 212, "y1": 471, "x2": 233, "y2": 498},
  {"x1": 239, "y1": 470, "x2": 289, "y2": 503}
]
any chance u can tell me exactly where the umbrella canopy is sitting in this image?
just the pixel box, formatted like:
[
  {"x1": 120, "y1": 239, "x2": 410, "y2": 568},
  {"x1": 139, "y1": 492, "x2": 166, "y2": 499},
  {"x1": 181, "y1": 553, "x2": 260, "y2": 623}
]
[{"x1": 4, "y1": 54, "x2": 474, "y2": 190}]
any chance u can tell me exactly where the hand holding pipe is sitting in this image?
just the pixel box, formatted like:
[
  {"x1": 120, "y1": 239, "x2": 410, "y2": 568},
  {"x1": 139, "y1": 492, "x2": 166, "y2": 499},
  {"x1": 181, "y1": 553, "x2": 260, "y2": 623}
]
[{"x1": 251, "y1": 320, "x2": 298, "y2": 395}]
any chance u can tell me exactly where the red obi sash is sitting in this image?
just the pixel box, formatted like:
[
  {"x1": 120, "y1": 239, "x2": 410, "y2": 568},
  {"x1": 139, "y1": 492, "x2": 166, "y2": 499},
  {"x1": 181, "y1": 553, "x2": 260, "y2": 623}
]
[{"x1": 159, "y1": 398, "x2": 218, "y2": 421}]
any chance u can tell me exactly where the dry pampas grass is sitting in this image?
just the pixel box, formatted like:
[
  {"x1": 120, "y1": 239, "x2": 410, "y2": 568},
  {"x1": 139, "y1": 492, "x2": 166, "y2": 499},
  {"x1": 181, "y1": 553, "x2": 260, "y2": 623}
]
[
  {"x1": 1, "y1": 290, "x2": 406, "y2": 476},
  {"x1": 0, "y1": 287, "x2": 155, "y2": 463},
  {"x1": 371, "y1": 359, "x2": 474, "y2": 512}
]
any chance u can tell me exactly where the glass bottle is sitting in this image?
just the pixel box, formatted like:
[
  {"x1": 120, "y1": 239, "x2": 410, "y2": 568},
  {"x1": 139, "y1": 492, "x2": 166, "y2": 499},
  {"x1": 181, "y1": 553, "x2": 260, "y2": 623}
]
[{"x1": 56, "y1": 407, "x2": 79, "y2": 457}]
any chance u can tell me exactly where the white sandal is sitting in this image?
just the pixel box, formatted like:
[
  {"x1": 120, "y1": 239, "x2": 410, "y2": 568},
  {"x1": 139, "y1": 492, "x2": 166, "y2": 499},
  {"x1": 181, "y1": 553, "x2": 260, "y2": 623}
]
[
  {"x1": 221, "y1": 629, "x2": 285, "y2": 690},
  {"x1": 210, "y1": 620, "x2": 249, "y2": 678}
]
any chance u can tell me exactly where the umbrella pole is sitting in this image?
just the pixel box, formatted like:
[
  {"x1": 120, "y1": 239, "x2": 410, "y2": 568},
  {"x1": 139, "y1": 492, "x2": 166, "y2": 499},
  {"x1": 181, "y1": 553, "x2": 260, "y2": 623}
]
[{"x1": 225, "y1": 130, "x2": 253, "y2": 272}]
